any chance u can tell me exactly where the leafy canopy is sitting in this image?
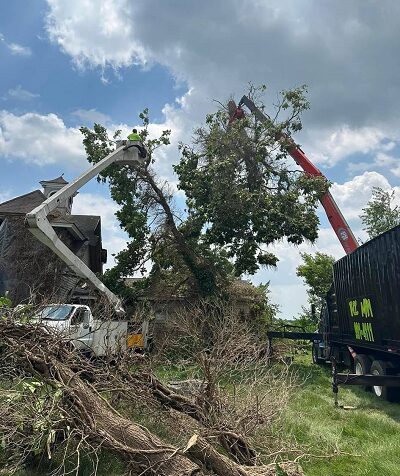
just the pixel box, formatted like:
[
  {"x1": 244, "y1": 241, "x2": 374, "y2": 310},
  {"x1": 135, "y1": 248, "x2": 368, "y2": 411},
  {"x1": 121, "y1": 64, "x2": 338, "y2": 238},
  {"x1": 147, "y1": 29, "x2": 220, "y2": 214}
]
[
  {"x1": 296, "y1": 251, "x2": 335, "y2": 327},
  {"x1": 174, "y1": 85, "x2": 328, "y2": 276},
  {"x1": 296, "y1": 252, "x2": 335, "y2": 300},
  {"x1": 80, "y1": 85, "x2": 328, "y2": 299},
  {"x1": 360, "y1": 186, "x2": 400, "y2": 239}
]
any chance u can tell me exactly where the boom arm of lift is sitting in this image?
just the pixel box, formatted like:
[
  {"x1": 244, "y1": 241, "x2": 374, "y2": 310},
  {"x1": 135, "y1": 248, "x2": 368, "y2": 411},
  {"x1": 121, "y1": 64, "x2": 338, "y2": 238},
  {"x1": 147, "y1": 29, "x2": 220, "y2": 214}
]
[
  {"x1": 25, "y1": 141, "x2": 145, "y2": 313},
  {"x1": 235, "y1": 96, "x2": 359, "y2": 255}
]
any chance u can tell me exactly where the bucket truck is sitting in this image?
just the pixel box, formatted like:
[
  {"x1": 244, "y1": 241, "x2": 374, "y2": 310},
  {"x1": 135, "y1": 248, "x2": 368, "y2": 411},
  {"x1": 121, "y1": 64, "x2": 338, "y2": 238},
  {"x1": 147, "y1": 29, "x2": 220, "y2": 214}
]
[{"x1": 25, "y1": 140, "x2": 150, "y2": 355}]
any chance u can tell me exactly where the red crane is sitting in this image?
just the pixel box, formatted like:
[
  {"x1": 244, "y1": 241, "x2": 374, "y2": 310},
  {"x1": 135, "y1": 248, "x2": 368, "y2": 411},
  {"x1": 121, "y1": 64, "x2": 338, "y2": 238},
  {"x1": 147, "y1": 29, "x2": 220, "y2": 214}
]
[{"x1": 228, "y1": 95, "x2": 358, "y2": 255}]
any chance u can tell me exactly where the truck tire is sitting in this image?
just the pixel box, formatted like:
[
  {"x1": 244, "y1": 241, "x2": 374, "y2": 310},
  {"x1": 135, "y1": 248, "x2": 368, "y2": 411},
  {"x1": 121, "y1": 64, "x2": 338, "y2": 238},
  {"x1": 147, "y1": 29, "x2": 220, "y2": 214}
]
[
  {"x1": 370, "y1": 360, "x2": 400, "y2": 402},
  {"x1": 354, "y1": 354, "x2": 372, "y2": 390},
  {"x1": 354, "y1": 354, "x2": 371, "y2": 375}
]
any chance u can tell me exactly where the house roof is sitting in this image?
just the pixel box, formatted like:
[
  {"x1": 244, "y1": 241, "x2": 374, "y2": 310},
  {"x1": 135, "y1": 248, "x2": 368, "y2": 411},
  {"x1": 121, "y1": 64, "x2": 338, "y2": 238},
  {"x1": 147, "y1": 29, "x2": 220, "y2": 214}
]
[
  {"x1": 0, "y1": 190, "x2": 46, "y2": 215},
  {"x1": 50, "y1": 215, "x2": 101, "y2": 244},
  {"x1": 72, "y1": 216, "x2": 101, "y2": 245},
  {"x1": 0, "y1": 191, "x2": 101, "y2": 244},
  {"x1": 39, "y1": 175, "x2": 68, "y2": 185}
]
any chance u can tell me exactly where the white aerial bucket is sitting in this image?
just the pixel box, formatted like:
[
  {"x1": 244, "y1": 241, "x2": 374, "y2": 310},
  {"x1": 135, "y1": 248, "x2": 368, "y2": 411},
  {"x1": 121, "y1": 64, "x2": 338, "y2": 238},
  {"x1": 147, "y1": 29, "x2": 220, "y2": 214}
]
[{"x1": 115, "y1": 140, "x2": 147, "y2": 166}]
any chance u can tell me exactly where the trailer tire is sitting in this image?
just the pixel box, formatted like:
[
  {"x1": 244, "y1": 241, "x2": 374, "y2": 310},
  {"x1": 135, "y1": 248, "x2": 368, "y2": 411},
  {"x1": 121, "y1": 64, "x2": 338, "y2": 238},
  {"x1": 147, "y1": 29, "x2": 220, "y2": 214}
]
[
  {"x1": 370, "y1": 360, "x2": 400, "y2": 402},
  {"x1": 354, "y1": 354, "x2": 372, "y2": 390}
]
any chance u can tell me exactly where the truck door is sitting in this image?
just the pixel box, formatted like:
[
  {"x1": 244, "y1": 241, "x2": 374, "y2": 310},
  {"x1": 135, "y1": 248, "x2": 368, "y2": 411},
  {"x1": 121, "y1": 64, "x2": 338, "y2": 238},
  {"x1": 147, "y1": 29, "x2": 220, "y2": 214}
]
[{"x1": 69, "y1": 307, "x2": 94, "y2": 352}]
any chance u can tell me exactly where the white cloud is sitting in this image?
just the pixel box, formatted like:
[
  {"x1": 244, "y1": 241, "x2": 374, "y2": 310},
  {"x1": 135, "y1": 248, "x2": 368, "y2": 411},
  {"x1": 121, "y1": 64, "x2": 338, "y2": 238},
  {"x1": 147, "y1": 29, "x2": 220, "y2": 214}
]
[
  {"x1": 45, "y1": 0, "x2": 146, "y2": 69},
  {"x1": 43, "y1": 0, "x2": 400, "y2": 188},
  {"x1": 303, "y1": 125, "x2": 399, "y2": 167},
  {"x1": 0, "y1": 110, "x2": 85, "y2": 167},
  {"x1": 7, "y1": 43, "x2": 32, "y2": 56},
  {"x1": 72, "y1": 108, "x2": 111, "y2": 124},
  {"x1": 0, "y1": 33, "x2": 32, "y2": 56},
  {"x1": 346, "y1": 161, "x2": 372, "y2": 175},
  {"x1": 330, "y1": 171, "x2": 393, "y2": 222},
  {"x1": 346, "y1": 151, "x2": 400, "y2": 176},
  {"x1": 375, "y1": 152, "x2": 398, "y2": 168},
  {"x1": 44, "y1": 0, "x2": 400, "y2": 132},
  {"x1": 8, "y1": 85, "x2": 39, "y2": 101}
]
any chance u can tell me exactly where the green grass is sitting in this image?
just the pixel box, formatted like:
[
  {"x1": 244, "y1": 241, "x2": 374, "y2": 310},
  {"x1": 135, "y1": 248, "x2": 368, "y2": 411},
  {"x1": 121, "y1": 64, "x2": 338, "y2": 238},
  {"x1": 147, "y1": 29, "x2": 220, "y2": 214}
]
[
  {"x1": 11, "y1": 451, "x2": 125, "y2": 476},
  {"x1": 275, "y1": 353, "x2": 400, "y2": 476},
  {"x1": 153, "y1": 362, "x2": 201, "y2": 381}
]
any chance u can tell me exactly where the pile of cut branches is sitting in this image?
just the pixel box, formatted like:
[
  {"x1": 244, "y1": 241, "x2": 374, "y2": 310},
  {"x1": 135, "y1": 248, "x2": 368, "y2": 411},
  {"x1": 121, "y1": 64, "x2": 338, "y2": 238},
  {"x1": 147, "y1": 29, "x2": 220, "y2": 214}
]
[{"x1": 0, "y1": 305, "x2": 303, "y2": 476}]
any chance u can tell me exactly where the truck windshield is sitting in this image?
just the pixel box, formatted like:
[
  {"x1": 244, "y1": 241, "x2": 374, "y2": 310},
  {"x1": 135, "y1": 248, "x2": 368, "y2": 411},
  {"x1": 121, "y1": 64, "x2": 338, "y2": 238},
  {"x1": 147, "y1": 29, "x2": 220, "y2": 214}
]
[{"x1": 40, "y1": 305, "x2": 74, "y2": 321}]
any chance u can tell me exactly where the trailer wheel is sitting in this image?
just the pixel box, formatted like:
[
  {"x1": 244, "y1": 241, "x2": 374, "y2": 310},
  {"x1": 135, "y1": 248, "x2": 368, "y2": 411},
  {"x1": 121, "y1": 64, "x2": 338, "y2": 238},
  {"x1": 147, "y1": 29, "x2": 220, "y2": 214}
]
[
  {"x1": 354, "y1": 354, "x2": 372, "y2": 390},
  {"x1": 370, "y1": 360, "x2": 400, "y2": 402},
  {"x1": 354, "y1": 354, "x2": 371, "y2": 374}
]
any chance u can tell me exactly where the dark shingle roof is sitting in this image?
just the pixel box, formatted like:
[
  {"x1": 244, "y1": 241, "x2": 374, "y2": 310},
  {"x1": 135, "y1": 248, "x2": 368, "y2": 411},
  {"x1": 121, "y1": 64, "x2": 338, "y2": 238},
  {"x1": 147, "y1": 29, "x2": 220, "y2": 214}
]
[
  {"x1": 72, "y1": 215, "x2": 101, "y2": 239},
  {"x1": 0, "y1": 190, "x2": 46, "y2": 215},
  {"x1": 0, "y1": 190, "x2": 100, "y2": 243},
  {"x1": 39, "y1": 175, "x2": 68, "y2": 185},
  {"x1": 50, "y1": 215, "x2": 101, "y2": 244}
]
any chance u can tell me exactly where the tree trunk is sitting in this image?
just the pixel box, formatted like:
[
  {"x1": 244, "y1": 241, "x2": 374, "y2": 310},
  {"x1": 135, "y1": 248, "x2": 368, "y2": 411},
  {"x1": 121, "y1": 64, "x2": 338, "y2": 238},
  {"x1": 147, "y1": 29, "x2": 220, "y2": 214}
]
[
  {"x1": 142, "y1": 372, "x2": 257, "y2": 465},
  {"x1": 0, "y1": 322, "x2": 302, "y2": 476},
  {"x1": 60, "y1": 368, "x2": 203, "y2": 476},
  {"x1": 139, "y1": 169, "x2": 217, "y2": 296},
  {"x1": 184, "y1": 434, "x2": 248, "y2": 476}
]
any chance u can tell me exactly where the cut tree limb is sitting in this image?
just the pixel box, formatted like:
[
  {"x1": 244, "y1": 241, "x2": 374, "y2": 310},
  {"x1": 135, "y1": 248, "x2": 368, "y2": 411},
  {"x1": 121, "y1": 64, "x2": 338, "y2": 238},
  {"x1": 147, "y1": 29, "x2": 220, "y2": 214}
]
[
  {"x1": 142, "y1": 372, "x2": 257, "y2": 465},
  {"x1": 0, "y1": 321, "x2": 301, "y2": 476},
  {"x1": 184, "y1": 433, "x2": 248, "y2": 476},
  {"x1": 183, "y1": 434, "x2": 303, "y2": 476},
  {"x1": 0, "y1": 322, "x2": 204, "y2": 476}
]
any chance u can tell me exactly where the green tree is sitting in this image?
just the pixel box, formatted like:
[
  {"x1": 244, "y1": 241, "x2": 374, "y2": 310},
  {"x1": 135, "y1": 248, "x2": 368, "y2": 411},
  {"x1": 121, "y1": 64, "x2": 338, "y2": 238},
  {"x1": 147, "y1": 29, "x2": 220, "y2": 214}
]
[
  {"x1": 360, "y1": 186, "x2": 400, "y2": 239},
  {"x1": 80, "y1": 85, "x2": 328, "y2": 301},
  {"x1": 80, "y1": 114, "x2": 231, "y2": 298},
  {"x1": 296, "y1": 252, "x2": 335, "y2": 328},
  {"x1": 175, "y1": 85, "x2": 328, "y2": 276}
]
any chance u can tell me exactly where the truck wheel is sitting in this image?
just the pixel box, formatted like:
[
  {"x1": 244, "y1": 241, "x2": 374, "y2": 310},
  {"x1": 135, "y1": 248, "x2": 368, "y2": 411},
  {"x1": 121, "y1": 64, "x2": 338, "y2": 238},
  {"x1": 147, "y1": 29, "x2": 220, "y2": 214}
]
[
  {"x1": 354, "y1": 354, "x2": 371, "y2": 374},
  {"x1": 354, "y1": 354, "x2": 372, "y2": 390},
  {"x1": 312, "y1": 342, "x2": 323, "y2": 365},
  {"x1": 370, "y1": 360, "x2": 400, "y2": 402}
]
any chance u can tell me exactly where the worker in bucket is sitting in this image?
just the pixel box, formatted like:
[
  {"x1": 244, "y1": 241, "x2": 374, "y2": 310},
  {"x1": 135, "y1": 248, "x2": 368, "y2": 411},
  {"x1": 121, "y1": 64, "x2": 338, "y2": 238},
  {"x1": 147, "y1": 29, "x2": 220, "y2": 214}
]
[{"x1": 126, "y1": 128, "x2": 147, "y2": 159}]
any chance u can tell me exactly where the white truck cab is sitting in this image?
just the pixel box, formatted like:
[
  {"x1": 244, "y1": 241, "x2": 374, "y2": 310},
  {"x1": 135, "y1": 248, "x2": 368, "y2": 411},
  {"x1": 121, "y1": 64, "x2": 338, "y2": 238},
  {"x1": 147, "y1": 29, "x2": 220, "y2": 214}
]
[{"x1": 34, "y1": 304, "x2": 128, "y2": 357}]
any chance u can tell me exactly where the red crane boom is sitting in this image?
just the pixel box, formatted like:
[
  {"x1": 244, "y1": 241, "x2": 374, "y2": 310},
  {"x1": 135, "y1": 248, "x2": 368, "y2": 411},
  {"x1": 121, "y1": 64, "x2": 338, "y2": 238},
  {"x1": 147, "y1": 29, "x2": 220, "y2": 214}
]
[{"x1": 230, "y1": 95, "x2": 358, "y2": 254}]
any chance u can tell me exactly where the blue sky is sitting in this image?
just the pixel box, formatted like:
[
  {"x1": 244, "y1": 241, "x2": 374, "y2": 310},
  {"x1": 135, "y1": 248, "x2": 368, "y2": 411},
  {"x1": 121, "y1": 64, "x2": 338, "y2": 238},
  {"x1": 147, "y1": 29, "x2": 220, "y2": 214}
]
[{"x1": 2, "y1": 0, "x2": 400, "y2": 317}]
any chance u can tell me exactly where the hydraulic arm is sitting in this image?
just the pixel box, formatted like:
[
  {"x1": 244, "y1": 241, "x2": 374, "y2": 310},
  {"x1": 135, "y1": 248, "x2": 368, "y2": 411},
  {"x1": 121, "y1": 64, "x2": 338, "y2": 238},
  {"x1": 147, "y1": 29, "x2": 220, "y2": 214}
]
[
  {"x1": 26, "y1": 141, "x2": 145, "y2": 312},
  {"x1": 231, "y1": 96, "x2": 358, "y2": 255}
]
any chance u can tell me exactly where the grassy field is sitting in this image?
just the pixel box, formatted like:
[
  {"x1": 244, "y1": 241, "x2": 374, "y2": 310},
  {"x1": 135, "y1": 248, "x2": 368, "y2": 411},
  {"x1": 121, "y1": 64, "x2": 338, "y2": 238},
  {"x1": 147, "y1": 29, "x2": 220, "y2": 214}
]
[{"x1": 276, "y1": 353, "x2": 400, "y2": 476}]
